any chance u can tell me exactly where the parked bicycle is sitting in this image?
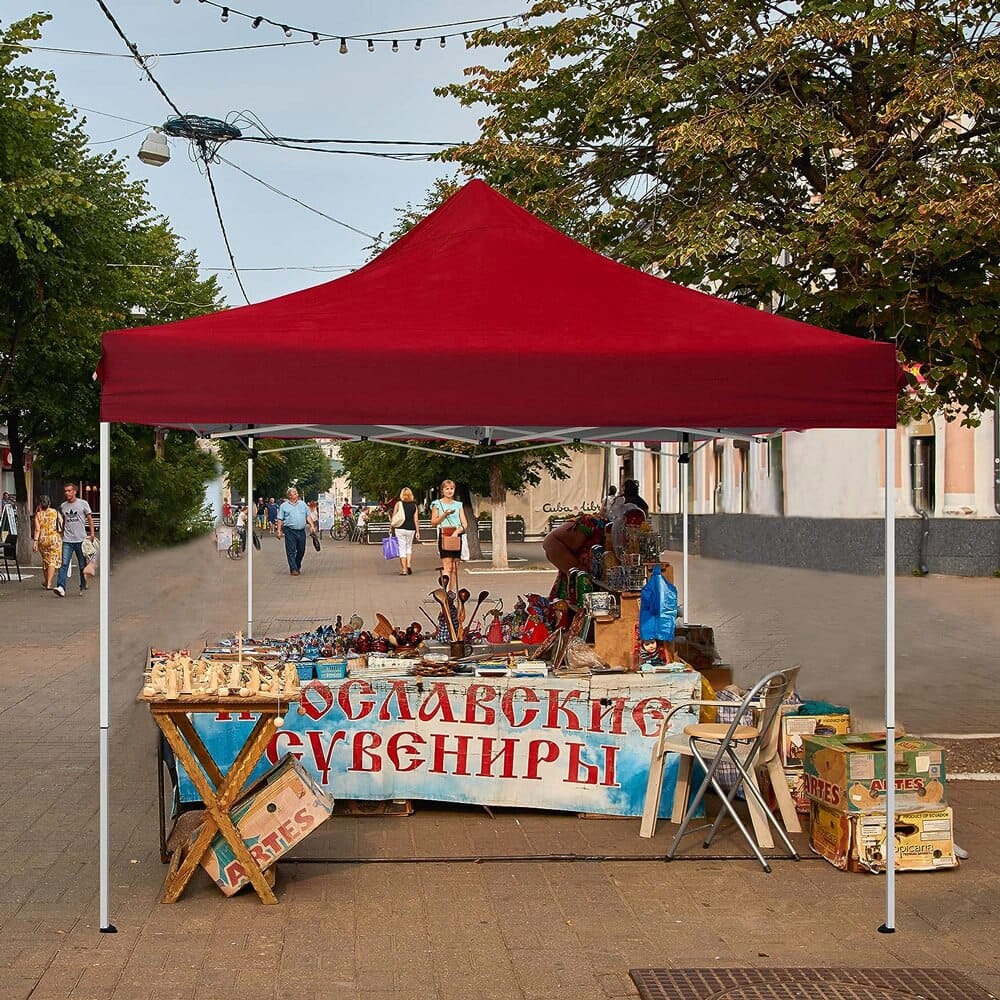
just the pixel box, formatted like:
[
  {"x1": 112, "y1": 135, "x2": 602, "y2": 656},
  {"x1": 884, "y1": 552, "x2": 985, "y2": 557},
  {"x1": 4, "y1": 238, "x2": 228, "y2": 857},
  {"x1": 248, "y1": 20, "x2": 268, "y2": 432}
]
[
  {"x1": 227, "y1": 530, "x2": 245, "y2": 560},
  {"x1": 329, "y1": 514, "x2": 357, "y2": 541}
]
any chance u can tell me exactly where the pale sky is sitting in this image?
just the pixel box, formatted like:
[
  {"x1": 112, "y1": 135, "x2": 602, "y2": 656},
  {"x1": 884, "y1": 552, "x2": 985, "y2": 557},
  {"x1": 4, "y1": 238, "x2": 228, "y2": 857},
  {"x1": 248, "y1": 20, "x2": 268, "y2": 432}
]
[{"x1": 6, "y1": 1, "x2": 522, "y2": 304}]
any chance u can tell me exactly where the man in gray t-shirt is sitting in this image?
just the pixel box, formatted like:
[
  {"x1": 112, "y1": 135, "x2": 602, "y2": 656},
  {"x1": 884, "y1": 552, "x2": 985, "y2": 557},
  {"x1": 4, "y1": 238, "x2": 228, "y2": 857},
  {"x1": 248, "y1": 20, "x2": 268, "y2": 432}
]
[{"x1": 54, "y1": 483, "x2": 95, "y2": 597}]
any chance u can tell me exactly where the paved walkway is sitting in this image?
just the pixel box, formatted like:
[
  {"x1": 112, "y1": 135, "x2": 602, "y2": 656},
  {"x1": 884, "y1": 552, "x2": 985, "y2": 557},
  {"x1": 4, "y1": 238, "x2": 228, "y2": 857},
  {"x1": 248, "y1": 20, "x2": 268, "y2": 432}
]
[{"x1": 1, "y1": 536, "x2": 998, "y2": 999}]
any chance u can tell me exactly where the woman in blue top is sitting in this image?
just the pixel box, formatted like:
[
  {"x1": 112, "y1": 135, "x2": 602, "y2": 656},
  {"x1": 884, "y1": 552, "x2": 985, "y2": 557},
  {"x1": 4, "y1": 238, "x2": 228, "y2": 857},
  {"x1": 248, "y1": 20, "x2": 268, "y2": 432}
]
[{"x1": 430, "y1": 479, "x2": 468, "y2": 589}]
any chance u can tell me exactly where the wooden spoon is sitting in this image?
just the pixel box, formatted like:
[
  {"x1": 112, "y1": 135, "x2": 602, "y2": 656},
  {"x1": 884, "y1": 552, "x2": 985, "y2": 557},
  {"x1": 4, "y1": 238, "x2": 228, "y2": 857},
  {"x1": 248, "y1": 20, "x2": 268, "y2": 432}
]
[
  {"x1": 431, "y1": 589, "x2": 458, "y2": 641},
  {"x1": 463, "y1": 590, "x2": 490, "y2": 638},
  {"x1": 457, "y1": 588, "x2": 471, "y2": 634}
]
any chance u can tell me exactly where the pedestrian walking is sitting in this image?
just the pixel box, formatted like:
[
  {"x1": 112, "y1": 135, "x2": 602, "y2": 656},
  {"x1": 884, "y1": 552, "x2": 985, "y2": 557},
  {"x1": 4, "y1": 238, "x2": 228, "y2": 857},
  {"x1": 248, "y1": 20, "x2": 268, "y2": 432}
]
[
  {"x1": 390, "y1": 487, "x2": 420, "y2": 576},
  {"x1": 53, "y1": 483, "x2": 95, "y2": 597},
  {"x1": 275, "y1": 487, "x2": 314, "y2": 575},
  {"x1": 266, "y1": 497, "x2": 279, "y2": 534},
  {"x1": 32, "y1": 495, "x2": 62, "y2": 590}
]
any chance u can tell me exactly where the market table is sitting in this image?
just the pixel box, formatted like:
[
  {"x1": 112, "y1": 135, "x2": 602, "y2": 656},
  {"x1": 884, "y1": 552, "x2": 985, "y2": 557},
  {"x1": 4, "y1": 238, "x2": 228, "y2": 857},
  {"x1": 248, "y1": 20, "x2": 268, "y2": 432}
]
[
  {"x1": 140, "y1": 691, "x2": 299, "y2": 904},
  {"x1": 175, "y1": 672, "x2": 703, "y2": 818}
]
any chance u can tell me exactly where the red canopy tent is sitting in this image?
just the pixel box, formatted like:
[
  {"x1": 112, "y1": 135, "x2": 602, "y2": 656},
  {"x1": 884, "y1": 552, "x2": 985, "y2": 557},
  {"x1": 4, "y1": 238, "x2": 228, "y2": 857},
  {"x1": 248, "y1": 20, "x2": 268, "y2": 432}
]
[
  {"x1": 100, "y1": 179, "x2": 898, "y2": 432},
  {"x1": 95, "y1": 180, "x2": 903, "y2": 934}
]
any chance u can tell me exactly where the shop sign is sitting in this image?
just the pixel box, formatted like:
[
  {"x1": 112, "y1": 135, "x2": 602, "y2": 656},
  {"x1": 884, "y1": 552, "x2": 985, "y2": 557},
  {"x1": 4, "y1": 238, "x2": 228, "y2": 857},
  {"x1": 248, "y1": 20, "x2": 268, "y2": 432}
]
[
  {"x1": 180, "y1": 674, "x2": 702, "y2": 818},
  {"x1": 540, "y1": 501, "x2": 601, "y2": 514}
]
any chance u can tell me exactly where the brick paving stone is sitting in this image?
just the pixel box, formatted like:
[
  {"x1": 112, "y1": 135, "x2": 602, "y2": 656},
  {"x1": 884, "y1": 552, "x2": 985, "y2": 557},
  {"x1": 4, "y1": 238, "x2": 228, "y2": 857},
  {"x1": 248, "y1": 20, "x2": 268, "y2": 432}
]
[{"x1": 3, "y1": 539, "x2": 1000, "y2": 999}]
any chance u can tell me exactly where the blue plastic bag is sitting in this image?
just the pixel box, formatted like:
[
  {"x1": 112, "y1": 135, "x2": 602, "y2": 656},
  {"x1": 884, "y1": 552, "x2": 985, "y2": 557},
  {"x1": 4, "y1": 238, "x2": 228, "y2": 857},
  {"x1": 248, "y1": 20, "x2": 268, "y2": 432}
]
[
  {"x1": 639, "y1": 564, "x2": 678, "y2": 641},
  {"x1": 382, "y1": 535, "x2": 399, "y2": 560}
]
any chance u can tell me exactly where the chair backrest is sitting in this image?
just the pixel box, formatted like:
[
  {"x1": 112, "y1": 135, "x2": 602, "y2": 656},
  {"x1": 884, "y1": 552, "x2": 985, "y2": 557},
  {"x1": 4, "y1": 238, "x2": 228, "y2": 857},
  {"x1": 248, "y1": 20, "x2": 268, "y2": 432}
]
[
  {"x1": 716, "y1": 667, "x2": 796, "y2": 758},
  {"x1": 757, "y1": 666, "x2": 800, "y2": 764}
]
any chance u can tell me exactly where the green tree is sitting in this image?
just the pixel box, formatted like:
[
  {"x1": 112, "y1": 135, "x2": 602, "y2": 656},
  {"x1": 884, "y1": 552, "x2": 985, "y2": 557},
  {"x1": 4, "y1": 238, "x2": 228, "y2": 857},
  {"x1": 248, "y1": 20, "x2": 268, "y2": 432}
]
[
  {"x1": 218, "y1": 439, "x2": 333, "y2": 504},
  {"x1": 337, "y1": 439, "x2": 576, "y2": 568},
  {"x1": 1, "y1": 15, "x2": 223, "y2": 558},
  {"x1": 439, "y1": 1, "x2": 1000, "y2": 421}
]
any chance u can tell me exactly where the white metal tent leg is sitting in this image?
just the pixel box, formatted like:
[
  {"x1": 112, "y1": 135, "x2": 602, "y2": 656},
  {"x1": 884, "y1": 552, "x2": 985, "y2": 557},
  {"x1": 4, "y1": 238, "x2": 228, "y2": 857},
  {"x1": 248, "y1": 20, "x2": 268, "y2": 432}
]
[
  {"x1": 880, "y1": 429, "x2": 897, "y2": 933},
  {"x1": 247, "y1": 435, "x2": 254, "y2": 639},
  {"x1": 681, "y1": 442, "x2": 689, "y2": 624},
  {"x1": 99, "y1": 422, "x2": 116, "y2": 932}
]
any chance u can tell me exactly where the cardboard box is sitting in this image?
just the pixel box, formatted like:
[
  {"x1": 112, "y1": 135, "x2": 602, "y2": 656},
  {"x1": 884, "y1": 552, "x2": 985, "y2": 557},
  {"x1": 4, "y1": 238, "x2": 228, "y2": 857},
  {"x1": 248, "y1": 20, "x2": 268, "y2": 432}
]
[
  {"x1": 802, "y1": 733, "x2": 946, "y2": 813},
  {"x1": 809, "y1": 801, "x2": 958, "y2": 873},
  {"x1": 784, "y1": 768, "x2": 811, "y2": 816},
  {"x1": 195, "y1": 756, "x2": 334, "y2": 896},
  {"x1": 781, "y1": 713, "x2": 851, "y2": 768}
]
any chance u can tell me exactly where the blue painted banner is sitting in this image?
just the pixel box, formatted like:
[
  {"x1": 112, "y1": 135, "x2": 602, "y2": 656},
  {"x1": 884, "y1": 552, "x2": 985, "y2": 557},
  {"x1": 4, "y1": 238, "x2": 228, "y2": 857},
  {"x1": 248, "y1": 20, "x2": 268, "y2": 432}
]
[{"x1": 179, "y1": 672, "x2": 703, "y2": 817}]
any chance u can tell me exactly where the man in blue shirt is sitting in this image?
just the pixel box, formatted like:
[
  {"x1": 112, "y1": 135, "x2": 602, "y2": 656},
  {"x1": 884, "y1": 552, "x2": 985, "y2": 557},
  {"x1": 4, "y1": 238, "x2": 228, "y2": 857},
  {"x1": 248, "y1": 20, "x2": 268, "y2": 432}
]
[{"x1": 275, "y1": 486, "x2": 313, "y2": 575}]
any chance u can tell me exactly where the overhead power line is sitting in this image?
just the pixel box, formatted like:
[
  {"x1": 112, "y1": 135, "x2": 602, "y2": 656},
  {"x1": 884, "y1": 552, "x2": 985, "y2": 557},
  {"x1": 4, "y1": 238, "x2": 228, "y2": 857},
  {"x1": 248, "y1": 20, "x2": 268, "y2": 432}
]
[
  {"x1": 93, "y1": 0, "x2": 252, "y2": 304},
  {"x1": 93, "y1": 0, "x2": 184, "y2": 118},
  {"x1": 216, "y1": 156, "x2": 382, "y2": 244}
]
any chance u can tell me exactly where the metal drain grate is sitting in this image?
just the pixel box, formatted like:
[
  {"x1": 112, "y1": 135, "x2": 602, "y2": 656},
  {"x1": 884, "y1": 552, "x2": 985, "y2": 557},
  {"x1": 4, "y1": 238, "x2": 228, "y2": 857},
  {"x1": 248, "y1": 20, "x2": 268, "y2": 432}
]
[{"x1": 629, "y1": 968, "x2": 996, "y2": 1000}]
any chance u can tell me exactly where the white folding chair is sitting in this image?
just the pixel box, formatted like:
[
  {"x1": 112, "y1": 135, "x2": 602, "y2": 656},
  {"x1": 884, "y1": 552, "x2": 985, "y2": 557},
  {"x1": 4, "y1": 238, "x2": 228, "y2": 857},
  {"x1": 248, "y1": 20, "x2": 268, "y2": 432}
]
[{"x1": 640, "y1": 668, "x2": 801, "y2": 872}]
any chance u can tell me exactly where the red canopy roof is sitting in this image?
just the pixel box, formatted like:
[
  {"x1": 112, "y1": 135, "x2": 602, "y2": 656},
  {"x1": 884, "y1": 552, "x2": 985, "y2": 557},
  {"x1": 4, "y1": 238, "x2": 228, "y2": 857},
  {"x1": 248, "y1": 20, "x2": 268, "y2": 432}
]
[{"x1": 99, "y1": 179, "x2": 899, "y2": 431}]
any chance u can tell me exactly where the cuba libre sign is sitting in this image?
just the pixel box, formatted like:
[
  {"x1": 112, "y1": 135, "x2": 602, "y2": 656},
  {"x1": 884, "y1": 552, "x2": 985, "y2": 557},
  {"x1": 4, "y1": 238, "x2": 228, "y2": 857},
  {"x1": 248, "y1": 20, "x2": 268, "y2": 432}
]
[{"x1": 541, "y1": 500, "x2": 601, "y2": 514}]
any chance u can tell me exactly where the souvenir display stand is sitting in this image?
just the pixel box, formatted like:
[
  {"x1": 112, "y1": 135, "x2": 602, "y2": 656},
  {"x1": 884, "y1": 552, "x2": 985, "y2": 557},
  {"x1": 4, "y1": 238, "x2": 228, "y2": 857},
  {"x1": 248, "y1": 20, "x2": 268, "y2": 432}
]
[
  {"x1": 97, "y1": 179, "x2": 901, "y2": 930},
  {"x1": 141, "y1": 691, "x2": 298, "y2": 904}
]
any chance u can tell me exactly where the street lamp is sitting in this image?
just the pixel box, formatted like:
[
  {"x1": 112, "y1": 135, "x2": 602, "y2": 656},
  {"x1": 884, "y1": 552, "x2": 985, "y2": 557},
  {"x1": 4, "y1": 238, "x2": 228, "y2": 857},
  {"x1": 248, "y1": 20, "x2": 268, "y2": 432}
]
[{"x1": 137, "y1": 130, "x2": 170, "y2": 166}]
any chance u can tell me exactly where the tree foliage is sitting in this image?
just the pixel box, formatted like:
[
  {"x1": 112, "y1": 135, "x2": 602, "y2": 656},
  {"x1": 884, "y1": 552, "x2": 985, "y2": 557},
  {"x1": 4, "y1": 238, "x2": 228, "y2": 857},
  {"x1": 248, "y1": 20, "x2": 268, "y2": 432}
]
[
  {"x1": 0, "y1": 14, "x2": 224, "y2": 553},
  {"x1": 218, "y1": 439, "x2": 333, "y2": 503},
  {"x1": 438, "y1": 0, "x2": 1000, "y2": 420},
  {"x1": 109, "y1": 429, "x2": 217, "y2": 548}
]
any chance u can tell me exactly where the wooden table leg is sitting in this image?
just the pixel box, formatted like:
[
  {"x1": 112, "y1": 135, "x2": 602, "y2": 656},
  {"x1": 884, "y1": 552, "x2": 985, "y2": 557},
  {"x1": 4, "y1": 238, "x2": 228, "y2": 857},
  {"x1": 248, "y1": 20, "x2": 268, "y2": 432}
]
[{"x1": 153, "y1": 710, "x2": 280, "y2": 904}]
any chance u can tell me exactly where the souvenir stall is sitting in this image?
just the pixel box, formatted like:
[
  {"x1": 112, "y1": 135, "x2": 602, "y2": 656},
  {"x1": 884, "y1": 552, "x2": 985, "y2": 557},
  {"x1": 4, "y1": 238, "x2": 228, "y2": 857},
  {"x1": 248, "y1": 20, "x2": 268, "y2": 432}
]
[{"x1": 98, "y1": 180, "x2": 901, "y2": 925}]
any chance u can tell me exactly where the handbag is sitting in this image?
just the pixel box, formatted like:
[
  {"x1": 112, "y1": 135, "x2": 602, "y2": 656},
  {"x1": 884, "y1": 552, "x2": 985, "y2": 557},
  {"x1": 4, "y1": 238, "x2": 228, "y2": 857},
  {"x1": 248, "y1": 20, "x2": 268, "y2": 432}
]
[
  {"x1": 440, "y1": 528, "x2": 462, "y2": 552},
  {"x1": 311, "y1": 533, "x2": 321, "y2": 552},
  {"x1": 382, "y1": 535, "x2": 400, "y2": 560},
  {"x1": 390, "y1": 503, "x2": 405, "y2": 529}
]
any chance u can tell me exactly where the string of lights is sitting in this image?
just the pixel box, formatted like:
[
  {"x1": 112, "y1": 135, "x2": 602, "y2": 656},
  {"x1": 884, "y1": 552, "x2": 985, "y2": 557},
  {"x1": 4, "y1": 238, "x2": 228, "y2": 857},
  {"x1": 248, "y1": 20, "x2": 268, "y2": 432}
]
[
  {"x1": 93, "y1": 0, "x2": 253, "y2": 304},
  {"x1": 107, "y1": 263, "x2": 360, "y2": 272},
  {"x1": 167, "y1": 2, "x2": 530, "y2": 52}
]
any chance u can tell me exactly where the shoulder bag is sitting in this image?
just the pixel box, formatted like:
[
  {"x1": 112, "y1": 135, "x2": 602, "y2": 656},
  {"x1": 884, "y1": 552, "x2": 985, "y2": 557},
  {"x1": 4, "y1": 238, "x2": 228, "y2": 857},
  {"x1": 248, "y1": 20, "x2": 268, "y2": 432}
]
[{"x1": 390, "y1": 502, "x2": 405, "y2": 529}]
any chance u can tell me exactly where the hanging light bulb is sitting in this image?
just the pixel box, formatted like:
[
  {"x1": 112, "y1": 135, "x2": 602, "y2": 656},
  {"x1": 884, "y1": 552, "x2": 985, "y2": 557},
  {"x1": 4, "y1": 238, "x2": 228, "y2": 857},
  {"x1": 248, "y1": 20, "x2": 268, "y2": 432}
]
[
  {"x1": 367, "y1": 39, "x2": 374, "y2": 52},
  {"x1": 172, "y1": 0, "x2": 181, "y2": 5},
  {"x1": 339, "y1": 36, "x2": 348, "y2": 54},
  {"x1": 463, "y1": 32, "x2": 469, "y2": 42},
  {"x1": 414, "y1": 38, "x2": 422, "y2": 50},
  {"x1": 220, "y1": 7, "x2": 229, "y2": 22},
  {"x1": 439, "y1": 36, "x2": 446, "y2": 47},
  {"x1": 391, "y1": 39, "x2": 399, "y2": 52},
  {"x1": 282, "y1": 24, "x2": 292, "y2": 37},
  {"x1": 251, "y1": 15, "x2": 262, "y2": 28},
  {"x1": 312, "y1": 32, "x2": 320, "y2": 45}
]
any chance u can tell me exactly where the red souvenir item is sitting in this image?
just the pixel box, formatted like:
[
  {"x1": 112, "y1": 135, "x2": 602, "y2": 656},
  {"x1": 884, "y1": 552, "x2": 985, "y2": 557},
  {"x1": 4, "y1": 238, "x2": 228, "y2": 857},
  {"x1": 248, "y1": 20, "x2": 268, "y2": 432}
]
[{"x1": 521, "y1": 615, "x2": 549, "y2": 645}]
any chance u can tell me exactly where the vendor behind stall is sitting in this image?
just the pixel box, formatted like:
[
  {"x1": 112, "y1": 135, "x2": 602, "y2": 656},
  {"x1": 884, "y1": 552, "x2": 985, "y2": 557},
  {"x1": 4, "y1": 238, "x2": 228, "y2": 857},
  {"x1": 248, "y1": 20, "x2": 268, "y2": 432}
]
[{"x1": 543, "y1": 513, "x2": 607, "y2": 576}]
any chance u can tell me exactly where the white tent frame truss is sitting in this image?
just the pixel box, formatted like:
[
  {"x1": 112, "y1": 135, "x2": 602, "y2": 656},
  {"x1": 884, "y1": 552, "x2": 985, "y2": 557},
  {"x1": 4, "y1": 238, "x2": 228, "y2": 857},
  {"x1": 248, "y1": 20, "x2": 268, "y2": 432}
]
[{"x1": 96, "y1": 420, "x2": 898, "y2": 936}]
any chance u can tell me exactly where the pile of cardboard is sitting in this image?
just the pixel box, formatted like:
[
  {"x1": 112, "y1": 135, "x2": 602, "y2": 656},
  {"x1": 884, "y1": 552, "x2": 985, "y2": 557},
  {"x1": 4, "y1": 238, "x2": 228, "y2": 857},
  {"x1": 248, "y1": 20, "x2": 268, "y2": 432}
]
[{"x1": 802, "y1": 733, "x2": 958, "y2": 873}]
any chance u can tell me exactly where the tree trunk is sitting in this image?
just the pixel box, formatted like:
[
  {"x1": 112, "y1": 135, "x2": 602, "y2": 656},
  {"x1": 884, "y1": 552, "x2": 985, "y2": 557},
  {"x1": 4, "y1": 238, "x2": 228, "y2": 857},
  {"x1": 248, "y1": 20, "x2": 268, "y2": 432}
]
[
  {"x1": 456, "y1": 482, "x2": 482, "y2": 560},
  {"x1": 6, "y1": 411, "x2": 33, "y2": 568},
  {"x1": 489, "y1": 458, "x2": 509, "y2": 570}
]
